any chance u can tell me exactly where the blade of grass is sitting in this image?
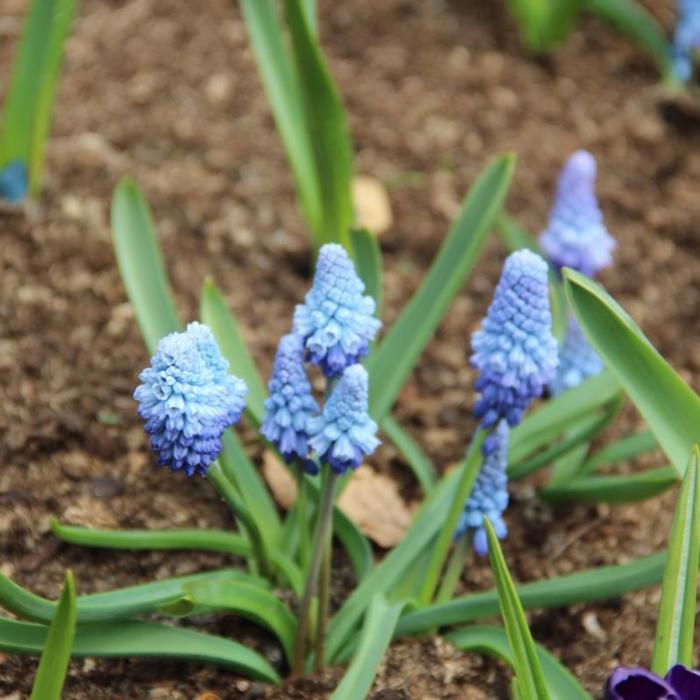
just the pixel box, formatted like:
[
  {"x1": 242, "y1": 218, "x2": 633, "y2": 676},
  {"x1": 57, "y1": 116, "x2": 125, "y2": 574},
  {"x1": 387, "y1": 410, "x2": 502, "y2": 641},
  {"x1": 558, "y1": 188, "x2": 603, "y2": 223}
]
[
  {"x1": 351, "y1": 228, "x2": 383, "y2": 312},
  {"x1": 29, "y1": 571, "x2": 76, "y2": 700},
  {"x1": 580, "y1": 430, "x2": 657, "y2": 475},
  {"x1": 651, "y1": 447, "x2": 700, "y2": 675}
]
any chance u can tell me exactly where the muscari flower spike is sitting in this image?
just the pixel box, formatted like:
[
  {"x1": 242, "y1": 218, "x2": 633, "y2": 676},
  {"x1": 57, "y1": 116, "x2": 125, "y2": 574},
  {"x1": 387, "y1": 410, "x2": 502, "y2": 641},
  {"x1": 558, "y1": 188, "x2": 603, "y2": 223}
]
[
  {"x1": 673, "y1": 0, "x2": 700, "y2": 84},
  {"x1": 134, "y1": 322, "x2": 248, "y2": 477},
  {"x1": 308, "y1": 364, "x2": 380, "y2": 474},
  {"x1": 606, "y1": 664, "x2": 700, "y2": 700},
  {"x1": 550, "y1": 317, "x2": 604, "y2": 396},
  {"x1": 0, "y1": 161, "x2": 27, "y2": 203},
  {"x1": 457, "y1": 420, "x2": 509, "y2": 556},
  {"x1": 261, "y1": 333, "x2": 319, "y2": 471},
  {"x1": 293, "y1": 243, "x2": 381, "y2": 377},
  {"x1": 539, "y1": 150, "x2": 616, "y2": 278},
  {"x1": 471, "y1": 250, "x2": 558, "y2": 439}
]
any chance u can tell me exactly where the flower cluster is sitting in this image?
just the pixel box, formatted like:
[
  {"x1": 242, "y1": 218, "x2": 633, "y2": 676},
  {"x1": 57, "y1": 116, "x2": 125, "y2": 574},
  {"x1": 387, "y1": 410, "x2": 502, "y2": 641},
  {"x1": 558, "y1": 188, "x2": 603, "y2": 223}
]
[
  {"x1": 134, "y1": 322, "x2": 248, "y2": 477},
  {"x1": 606, "y1": 664, "x2": 700, "y2": 700},
  {"x1": 471, "y1": 249, "x2": 558, "y2": 435},
  {"x1": 294, "y1": 244, "x2": 381, "y2": 377},
  {"x1": 550, "y1": 318, "x2": 604, "y2": 396},
  {"x1": 539, "y1": 150, "x2": 615, "y2": 278},
  {"x1": 457, "y1": 420, "x2": 509, "y2": 556},
  {"x1": 673, "y1": 0, "x2": 700, "y2": 83},
  {"x1": 0, "y1": 161, "x2": 27, "y2": 203}
]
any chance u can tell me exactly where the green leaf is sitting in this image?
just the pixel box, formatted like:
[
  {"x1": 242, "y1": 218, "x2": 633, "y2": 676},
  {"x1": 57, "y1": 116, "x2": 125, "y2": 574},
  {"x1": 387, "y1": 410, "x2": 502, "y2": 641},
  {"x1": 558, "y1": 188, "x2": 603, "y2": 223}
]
[
  {"x1": 485, "y1": 520, "x2": 551, "y2": 700},
  {"x1": 446, "y1": 625, "x2": 591, "y2": 700},
  {"x1": 585, "y1": 0, "x2": 674, "y2": 82},
  {"x1": 0, "y1": 0, "x2": 74, "y2": 171},
  {"x1": 509, "y1": 370, "x2": 619, "y2": 464},
  {"x1": 330, "y1": 595, "x2": 403, "y2": 700},
  {"x1": 382, "y1": 416, "x2": 437, "y2": 494},
  {"x1": 351, "y1": 228, "x2": 383, "y2": 312},
  {"x1": 51, "y1": 520, "x2": 303, "y2": 597},
  {"x1": 0, "y1": 616, "x2": 280, "y2": 683},
  {"x1": 564, "y1": 270, "x2": 700, "y2": 478},
  {"x1": 201, "y1": 277, "x2": 267, "y2": 425},
  {"x1": 285, "y1": 0, "x2": 353, "y2": 249},
  {"x1": 110, "y1": 177, "x2": 180, "y2": 353},
  {"x1": 333, "y1": 504, "x2": 374, "y2": 580},
  {"x1": 540, "y1": 466, "x2": 677, "y2": 504},
  {"x1": 0, "y1": 567, "x2": 262, "y2": 624},
  {"x1": 580, "y1": 430, "x2": 657, "y2": 475},
  {"x1": 177, "y1": 580, "x2": 297, "y2": 665},
  {"x1": 652, "y1": 446, "x2": 700, "y2": 675},
  {"x1": 239, "y1": 0, "x2": 323, "y2": 240},
  {"x1": 368, "y1": 155, "x2": 515, "y2": 421},
  {"x1": 29, "y1": 571, "x2": 76, "y2": 700},
  {"x1": 396, "y1": 551, "x2": 666, "y2": 636}
]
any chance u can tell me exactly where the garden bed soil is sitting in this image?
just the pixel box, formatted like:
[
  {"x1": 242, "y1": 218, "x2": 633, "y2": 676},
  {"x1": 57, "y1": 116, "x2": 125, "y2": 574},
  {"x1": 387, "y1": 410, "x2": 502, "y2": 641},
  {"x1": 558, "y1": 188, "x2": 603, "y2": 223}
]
[{"x1": 1, "y1": 0, "x2": 699, "y2": 697}]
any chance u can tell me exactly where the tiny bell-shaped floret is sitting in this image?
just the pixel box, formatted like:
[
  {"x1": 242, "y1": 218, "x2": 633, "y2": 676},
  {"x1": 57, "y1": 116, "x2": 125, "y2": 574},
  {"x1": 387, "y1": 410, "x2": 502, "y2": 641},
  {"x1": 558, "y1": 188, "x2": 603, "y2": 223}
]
[
  {"x1": 457, "y1": 420, "x2": 510, "y2": 556},
  {"x1": 0, "y1": 161, "x2": 27, "y2": 203},
  {"x1": 308, "y1": 364, "x2": 380, "y2": 474},
  {"x1": 134, "y1": 322, "x2": 248, "y2": 477},
  {"x1": 261, "y1": 333, "x2": 319, "y2": 466},
  {"x1": 471, "y1": 250, "x2": 558, "y2": 432},
  {"x1": 539, "y1": 150, "x2": 615, "y2": 278},
  {"x1": 673, "y1": 0, "x2": 700, "y2": 83},
  {"x1": 293, "y1": 244, "x2": 381, "y2": 377},
  {"x1": 550, "y1": 318, "x2": 604, "y2": 396}
]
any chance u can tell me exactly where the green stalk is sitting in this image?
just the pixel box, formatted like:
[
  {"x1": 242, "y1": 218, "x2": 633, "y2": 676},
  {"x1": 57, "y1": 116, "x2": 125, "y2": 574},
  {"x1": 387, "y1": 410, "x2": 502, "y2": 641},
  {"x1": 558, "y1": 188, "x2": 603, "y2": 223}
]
[
  {"x1": 315, "y1": 533, "x2": 331, "y2": 671},
  {"x1": 297, "y1": 464, "x2": 311, "y2": 572},
  {"x1": 436, "y1": 534, "x2": 470, "y2": 603},
  {"x1": 418, "y1": 430, "x2": 485, "y2": 605},
  {"x1": 291, "y1": 469, "x2": 338, "y2": 677},
  {"x1": 208, "y1": 461, "x2": 272, "y2": 578}
]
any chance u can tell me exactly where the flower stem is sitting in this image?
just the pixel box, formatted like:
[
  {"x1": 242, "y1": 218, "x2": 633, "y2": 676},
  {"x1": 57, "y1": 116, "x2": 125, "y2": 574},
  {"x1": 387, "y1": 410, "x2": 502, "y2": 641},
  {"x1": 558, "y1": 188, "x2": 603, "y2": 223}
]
[
  {"x1": 296, "y1": 466, "x2": 311, "y2": 572},
  {"x1": 207, "y1": 461, "x2": 272, "y2": 578},
  {"x1": 418, "y1": 429, "x2": 485, "y2": 606},
  {"x1": 291, "y1": 468, "x2": 338, "y2": 677},
  {"x1": 315, "y1": 529, "x2": 331, "y2": 671}
]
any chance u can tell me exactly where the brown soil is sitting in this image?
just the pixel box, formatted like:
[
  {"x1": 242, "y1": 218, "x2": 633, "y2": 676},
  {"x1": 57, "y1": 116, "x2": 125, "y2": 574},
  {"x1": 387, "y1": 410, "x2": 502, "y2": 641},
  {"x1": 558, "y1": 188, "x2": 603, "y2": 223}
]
[{"x1": 1, "y1": 0, "x2": 699, "y2": 698}]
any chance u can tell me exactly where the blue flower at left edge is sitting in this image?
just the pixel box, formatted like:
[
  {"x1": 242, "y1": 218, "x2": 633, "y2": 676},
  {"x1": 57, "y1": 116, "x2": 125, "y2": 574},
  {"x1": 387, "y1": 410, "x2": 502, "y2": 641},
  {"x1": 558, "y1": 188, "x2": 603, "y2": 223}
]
[
  {"x1": 293, "y1": 243, "x2": 381, "y2": 377},
  {"x1": 134, "y1": 321, "x2": 248, "y2": 477},
  {"x1": 308, "y1": 364, "x2": 380, "y2": 474},
  {"x1": 0, "y1": 161, "x2": 28, "y2": 203}
]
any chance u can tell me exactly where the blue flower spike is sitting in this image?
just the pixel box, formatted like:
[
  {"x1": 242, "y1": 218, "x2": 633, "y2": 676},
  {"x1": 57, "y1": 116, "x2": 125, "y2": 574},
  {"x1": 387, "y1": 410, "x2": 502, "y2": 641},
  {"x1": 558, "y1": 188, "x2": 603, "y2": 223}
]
[
  {"x1": 134, "y1": 322, "x2": 248, "y2": 477},
  {"x1": 293, "y1": 243, "x2": 381, "y2": 377},
  {"x1": 0, "y1": 161, "x2": 28, "y2": 203},
  {"x1": 261, "y1": 333, "x2": 319, "y2": 470},
  {"x1": 550, "y1": 317, "x2": 604, "y2": 396},
  {"x1": 471, "y1": 249, "x2": 558, "y2": 437},
  {"x1": 673, "y1": 0, "x2": 700, "y2": 84},
  {"x1": 457, "y1": 420, "x2": 510, "y2": 556},
  {"x1": 309, "y1": 364, "x2": 380, "y2": 474},
  {"x1": 539, "y1": 150, "x2": 615, "y2": 278}
]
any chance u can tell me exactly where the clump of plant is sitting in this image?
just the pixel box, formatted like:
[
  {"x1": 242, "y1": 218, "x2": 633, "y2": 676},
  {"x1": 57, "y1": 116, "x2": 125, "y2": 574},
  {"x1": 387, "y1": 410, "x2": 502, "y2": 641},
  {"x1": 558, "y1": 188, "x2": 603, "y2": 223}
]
[{"x1": 0, "y1": 0, "x2": 76, "y2": 202}]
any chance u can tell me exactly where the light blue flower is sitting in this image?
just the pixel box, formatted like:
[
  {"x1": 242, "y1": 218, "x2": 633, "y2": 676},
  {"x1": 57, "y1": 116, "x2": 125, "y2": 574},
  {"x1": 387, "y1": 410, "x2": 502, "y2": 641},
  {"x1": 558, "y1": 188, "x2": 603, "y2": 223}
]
[
  {"x1": 673, "y1": 0, "x2": 700, "y2": 83},
  {"x1": 550, "y1": 318, "x2": 604, "y2": 396},
  {"x1": 293, "y1": 244, "x2": 381, "y2": 377},
  {"x1": 134, "y1": 322, "x2": 248, "y2": 477},
  {"x1": 457, "y1": 420, "x2": 510, "y2": 556},
  {"x1": 539, "y1": 150, "x2": 615, "y2": 278},
  {"x1": 261, "y1": 333, "x2": 319, "y2": 469},
  {"x1": 0, "y1": 161, "x2": 27, "y2": 203},
  {"x1": 472, "y1": 250, "x2": 558, "y2": 435},
  {"x1": 308, "y1": 364, "x2": 380, "y2": 474}
]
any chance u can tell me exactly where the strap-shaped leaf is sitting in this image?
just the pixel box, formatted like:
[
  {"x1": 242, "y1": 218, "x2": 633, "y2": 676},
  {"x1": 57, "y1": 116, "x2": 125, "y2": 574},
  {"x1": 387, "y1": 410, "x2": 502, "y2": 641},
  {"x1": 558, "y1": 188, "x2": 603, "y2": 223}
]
[
  {"x1": 351, "y1": 228, "x2": 383, "y2": 312},
  {"x1": 652, "y1": 446, "x2": 700, "y2": 675},
  {"x1": 285, "y1": 0, "x2": 353, "y2": 249},
  {"x1": 368, "y1": 155, "x2": 515, "y2": 421},
  {"x1": 540, "y1": 466, "x2": 677, "y2": 504},
  {"x1": 29, "y1": 571, "x2": 76, "y2": 700},
  {"x1": 382, "y1": 416, "x2": 437, "y2": 493},
  {"x1": 0, "y1": 616, "x2": 279, "y2": 683},
  {"x1": 396, "y1": 551, "x2": 666, "y2": 636},
  {"x1": 564, "y1": 270, "x2": 700, "y2": 477},
  {"x1": 330, "y1": 595, "x2": 403, "y2": 700},
  {"x1": 485, "y1": 520, "x2": 550, "y2": 700},
  {"x1": 446, "y1": 625, "x2": 591, "y2": 700},
  {"x1": 580, "y1": 430, "x2": 657, "y2": 475}
]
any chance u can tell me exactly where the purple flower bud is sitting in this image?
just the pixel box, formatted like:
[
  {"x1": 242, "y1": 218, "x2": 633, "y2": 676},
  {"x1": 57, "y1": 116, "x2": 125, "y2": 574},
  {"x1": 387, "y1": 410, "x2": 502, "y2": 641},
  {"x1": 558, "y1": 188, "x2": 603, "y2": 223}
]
[
  {"x1": 294, "y1": 244, "x2": 381, "y2": 377},
  {"x1": 134, "y1": 322, "x2": 248, "y2": 477},
  {"x1": 539, "y1": 150, "x2": 615, "y2": 278},
  {"x1": 606, "y1": 664, "x2": 700, "y2": 700},
  {"x1": 550, "y1": 317, "x2": 604, "y2": 396}
]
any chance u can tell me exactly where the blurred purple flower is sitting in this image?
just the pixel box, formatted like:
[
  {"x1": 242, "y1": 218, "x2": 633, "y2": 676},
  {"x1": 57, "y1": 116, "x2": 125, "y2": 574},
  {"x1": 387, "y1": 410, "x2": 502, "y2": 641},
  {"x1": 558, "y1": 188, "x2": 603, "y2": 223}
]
[{"x1": 606, "y1": 664, "x2": 700, "y2": 700}]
